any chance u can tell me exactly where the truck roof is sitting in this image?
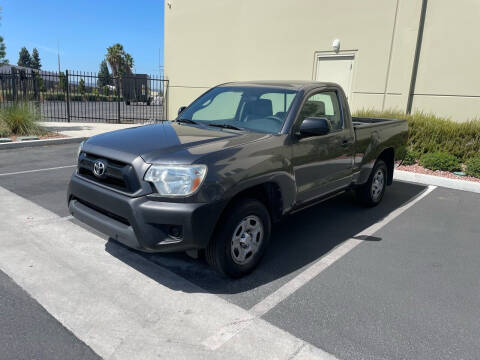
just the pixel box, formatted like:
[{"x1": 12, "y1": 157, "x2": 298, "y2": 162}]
[{"x1": 219, "y1": 80, "x2": 340, "y2": 91}]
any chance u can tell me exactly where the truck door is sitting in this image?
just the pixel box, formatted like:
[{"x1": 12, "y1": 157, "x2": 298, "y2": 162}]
[{"x1": 291, "y1": 90, "x2": 354, "y2": 204}]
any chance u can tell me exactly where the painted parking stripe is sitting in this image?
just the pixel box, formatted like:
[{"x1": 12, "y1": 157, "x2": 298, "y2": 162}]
[
  {"x1": 203, "y1": 185, "x2": 437, "y2": 351},
  {"x1": 0, "y1": 165, "x2": 76, "y2": 177}
]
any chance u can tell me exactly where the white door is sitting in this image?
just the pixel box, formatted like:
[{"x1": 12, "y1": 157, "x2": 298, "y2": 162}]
[{"x1": 315, "y1": 55, "x2": 354, "y2": 98}]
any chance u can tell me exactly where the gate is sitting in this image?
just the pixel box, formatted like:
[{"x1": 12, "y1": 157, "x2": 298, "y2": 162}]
[{"x1": 0, "y1": 69, "x2": 168, "y2": 124}]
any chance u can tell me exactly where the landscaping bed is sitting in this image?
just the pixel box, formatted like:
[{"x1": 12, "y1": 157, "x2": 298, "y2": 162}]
[
  {"x1": 5, "y1": 132, "x2": 67, "y2": 143},
  {"x1": 0, "y1": 102, "x2": 69, "y2": 143}
]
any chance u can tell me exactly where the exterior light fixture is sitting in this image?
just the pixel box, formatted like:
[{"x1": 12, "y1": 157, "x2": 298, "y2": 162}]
[{"x1": 332, "y1": 39, "x2": 340, "y2": 53}]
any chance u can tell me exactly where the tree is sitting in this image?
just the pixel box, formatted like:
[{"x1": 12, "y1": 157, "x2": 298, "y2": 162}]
[
  {"x1": 31, "y1": 48, "x2": 41, "y2": 69},
  {"x1": 17, "y1": 47, "x2": 31, "y2": 67},
  {"x1": 78, "y1": 78, "x2": 86, "y2": 94},
  {"x1": 33, "y1": 71, "x2": 45, "y2": 93},
  {"x1": 105, "y1": 43, "x2": 134, "y2": 77},
  {"x1": 0, "y1": 36, "x2": 7, "y2": 65},
  {"x1": 58, "y1": 71, "x2": 67, "y2": 92},
  {"x1": 97, "y1": 60, "x2": 112, "y2": 87},
  {"x1": 105, "y1": 43, "x2": 134, "y2": 92}
]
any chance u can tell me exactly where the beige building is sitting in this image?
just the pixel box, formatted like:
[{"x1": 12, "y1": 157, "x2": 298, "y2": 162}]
[{"x1": 164, "y1": 0, "x2": 480, "y2": 122}]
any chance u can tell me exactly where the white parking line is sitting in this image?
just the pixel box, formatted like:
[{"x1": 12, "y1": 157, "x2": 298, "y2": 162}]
[
  {"x1": 203, "y1": 185, "x2": 437, "y2": 351},
  {"x1": 0, "y1": 165, "x2": 76, "y2": 177}
]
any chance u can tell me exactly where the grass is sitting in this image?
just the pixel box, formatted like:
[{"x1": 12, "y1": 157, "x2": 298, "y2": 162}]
[
  {"x1": 0, "y1": 102, "x2": 46, "y2": 137},
  {"x1": 0, "y1": 118, "x2": 9, "y2": 137},
  {"x1": 354, "y1": 109, "x2": 480, "y2": 163},
  {"x1": 465, "y1": 157, "x2": 480, "y2": 178}
]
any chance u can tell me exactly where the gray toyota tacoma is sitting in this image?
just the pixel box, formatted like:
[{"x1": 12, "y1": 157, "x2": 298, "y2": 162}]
[{"x1": 68, "y1": 81, "x2": 407, "y2": 277}]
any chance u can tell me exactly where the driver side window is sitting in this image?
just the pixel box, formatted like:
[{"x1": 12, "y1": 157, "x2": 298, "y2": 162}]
[
  {"x1": 299, "y1": 91, "x2": 343, "y2": 131},
  {"x1": 191, "y1": 91, "x2": 242, "y2": 121}
]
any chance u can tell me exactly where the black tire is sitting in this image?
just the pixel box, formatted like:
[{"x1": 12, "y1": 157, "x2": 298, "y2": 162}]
[
  {"x1": 205, "y1": 198, "x2": 271, "y2": 278},
  {"x1": 355, "y1": 160, "x2": 388, "y2": 207}
]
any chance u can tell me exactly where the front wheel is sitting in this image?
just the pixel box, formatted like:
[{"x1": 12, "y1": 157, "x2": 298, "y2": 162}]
[
  {"x1": 206, "y1": 198, "x2": 271, "y2": 278},
  {"x1": 355, "y1": 160, "x2": 388, "y2": 207}
]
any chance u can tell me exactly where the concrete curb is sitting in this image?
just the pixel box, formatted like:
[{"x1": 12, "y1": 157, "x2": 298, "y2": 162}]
[
  {"x1": 394, "y1": 170, "x2": 480, "y2": 194},
  {"x1": 0, "y1": 136, "x2": 86, "y2": 150}
]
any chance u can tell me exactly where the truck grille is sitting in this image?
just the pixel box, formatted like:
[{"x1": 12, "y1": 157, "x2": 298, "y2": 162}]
[{"x1": 77, "y1": 153, "x2": 141, "y2": 193}]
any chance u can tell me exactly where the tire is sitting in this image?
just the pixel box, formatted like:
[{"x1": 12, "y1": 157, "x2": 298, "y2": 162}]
[
  {"x1": 355, "y1": 160, "x2": 388, "y2": 207},
  {"x1": 205, "y1": 198, "x2": 271, "y2": 278}
]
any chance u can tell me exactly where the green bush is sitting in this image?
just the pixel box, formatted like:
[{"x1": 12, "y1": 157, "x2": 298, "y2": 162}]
[
  {"x1": 402, "y1": 149, "x2": 420, "y2": 165},
  {"x1": 465, "y1": 157, "x2": 480, "y2": 178},
  {"x1": 419, "y1": 152, "x2": 461, "y2": 172},
  {"x1": 44, "y1": 93, "x2": 66, "y2": 101},
  {"x1": 354, "y1": 109, "x2": 480, "y2": 162},
  {"x1": 0, "y1": 102, "x2": 46, "y2": 136},
  {"x1": 70, "y1": 94, "x2": 84, "y2": 102}
]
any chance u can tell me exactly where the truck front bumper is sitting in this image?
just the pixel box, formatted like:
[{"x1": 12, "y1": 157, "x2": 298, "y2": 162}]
[{"x1": 68, "y1": 174, "x2": 225, "y2": 252}]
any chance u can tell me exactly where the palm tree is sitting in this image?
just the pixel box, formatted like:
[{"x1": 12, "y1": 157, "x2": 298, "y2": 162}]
[{"x1": 105, "y1": 43, "x2": 134, "y2": 94}]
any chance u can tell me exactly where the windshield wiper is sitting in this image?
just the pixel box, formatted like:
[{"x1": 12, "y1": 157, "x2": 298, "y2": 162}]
[
  {"x1": 208, "y1": 123, "x2": 243, "y2": 131},
  {"x1": 176, "y1": 118, "x2": 198, "y2": 125}
]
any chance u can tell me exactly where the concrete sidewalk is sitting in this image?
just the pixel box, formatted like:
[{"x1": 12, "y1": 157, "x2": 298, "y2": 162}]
[{"x1": 39, "y1": 122, "x2": 143, "y2": 138}]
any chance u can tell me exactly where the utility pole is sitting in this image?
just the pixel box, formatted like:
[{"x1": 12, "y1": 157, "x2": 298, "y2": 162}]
[{"x1": 57, "y1": 40, "x2": 61, "y2": 73}]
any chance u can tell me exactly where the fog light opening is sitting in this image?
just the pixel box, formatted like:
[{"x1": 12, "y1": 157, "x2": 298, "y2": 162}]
[{"x1": 169, "y1": 226, "x2": 183, "y2": 239}]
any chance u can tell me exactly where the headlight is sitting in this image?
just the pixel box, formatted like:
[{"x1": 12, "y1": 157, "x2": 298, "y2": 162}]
[
  {"x1": 77, "y1": 140, "x2": 85, "y2": 159},
  {"x1": 144, "y1": 164, "x2": 207, "y2": 196}
]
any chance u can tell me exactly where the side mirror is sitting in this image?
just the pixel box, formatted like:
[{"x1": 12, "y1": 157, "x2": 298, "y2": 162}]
[
  {"x1": 298, "y1": 117, "x2": 331, "y2": 137},
  {"x1": 178, "y1": 106, "x2": 187, "y2": 115}
]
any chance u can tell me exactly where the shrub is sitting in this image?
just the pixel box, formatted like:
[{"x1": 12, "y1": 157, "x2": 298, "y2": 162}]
[
  {"x1": 0, "y1": 102, "x2": 46, "y2": 136},
  {"x1": 354, "y1": 109, "x2": 480, "y2": 162},
  {"x1": 0, "y1": 118, "x2": 10, "y2": 137},
  {"x1": 70, "y1": 94, "x2": 84, "y2": 102},
  {"x1": 402, "y1": 149, "x2": 420, "y2": 165},
  {"x1": 44, "y1": 93, "x2": 66, "y2": 101},
  {"x1": 465, "y1": 157, "x2": 480, "y2": 178},
  {"x1": 419, "y1": 152, "x2": 461, "y2": 172}
]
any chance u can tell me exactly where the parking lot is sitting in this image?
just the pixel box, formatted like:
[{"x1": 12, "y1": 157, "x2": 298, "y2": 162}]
[
  {"x1": 1, "y1": 143, "x2": 480, "y2": 359},
  {"x1": 40, "y1": 101, "x2": 165, "y2": 123}
]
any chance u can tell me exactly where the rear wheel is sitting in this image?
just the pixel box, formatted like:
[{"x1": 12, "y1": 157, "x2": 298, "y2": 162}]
[
  {"x1": 206, "y1": 198, "x2": 271, "y2": 278},
  {"x1": 355, "y1": 160, "x2": 387, "y2": 207}
]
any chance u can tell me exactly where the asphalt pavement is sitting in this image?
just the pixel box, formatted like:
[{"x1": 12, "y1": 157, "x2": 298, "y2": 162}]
[{"x1": 1, "y1": 143, "x2": 479, "y2": 359}]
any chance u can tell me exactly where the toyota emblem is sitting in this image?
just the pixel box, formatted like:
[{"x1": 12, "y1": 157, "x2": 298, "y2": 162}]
[{"x1": 93, "y1": 160, "x2": 107, "y2": 178}]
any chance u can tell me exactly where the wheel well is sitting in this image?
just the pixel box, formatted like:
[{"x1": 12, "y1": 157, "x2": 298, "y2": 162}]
[
  {"x1": 378, "y1": 148, "x2": 394, "y2": 185},
  {"x1": 221, "y1": 182, "x2": 283, "y2": 224}
]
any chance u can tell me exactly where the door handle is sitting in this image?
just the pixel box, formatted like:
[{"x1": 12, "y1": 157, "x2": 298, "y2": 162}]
[{"x1": 340, "y1": 139, "x2": 351, "y2": 147}]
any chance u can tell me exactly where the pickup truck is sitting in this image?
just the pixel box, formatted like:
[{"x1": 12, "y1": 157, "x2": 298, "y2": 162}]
[{"x1": 68, "y1": 81, "x2": 407, "y2": 277}]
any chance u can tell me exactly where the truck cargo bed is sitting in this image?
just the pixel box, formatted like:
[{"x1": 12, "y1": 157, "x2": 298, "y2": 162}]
[{"x1": 352, "y1": 117, "x2": 406, "y2": 128}]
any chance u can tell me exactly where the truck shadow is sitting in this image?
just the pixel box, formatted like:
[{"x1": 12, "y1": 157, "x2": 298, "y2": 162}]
[{"x1": 106, "y1": 181, "x2": 427, "y2": 297}]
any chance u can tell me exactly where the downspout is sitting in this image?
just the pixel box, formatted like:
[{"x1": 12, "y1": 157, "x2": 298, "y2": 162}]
[{"x1": 406, "y1": 0, "x2": 428, "y2": 114}]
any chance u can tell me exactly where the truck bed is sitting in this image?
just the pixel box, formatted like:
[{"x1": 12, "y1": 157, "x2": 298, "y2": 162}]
[
  {"x1": 351, "y1": 116, "x2": 408, "y2": 182},
  {"x1": 352, "y1": 117, "x2": 406, "y2": 128}
]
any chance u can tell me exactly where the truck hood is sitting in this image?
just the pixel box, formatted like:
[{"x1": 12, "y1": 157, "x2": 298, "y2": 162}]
[{"x1": 82, "y1": 122, "x2": 271, "y2": 164}]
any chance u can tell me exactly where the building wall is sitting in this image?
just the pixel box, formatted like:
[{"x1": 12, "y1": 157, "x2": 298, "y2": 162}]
[
  {"x1": 411, "y1": 0, "x2": 480, "y2": 121},
  {"x1": 164, "y1": 0, "x2": 479, "y2": 122}
]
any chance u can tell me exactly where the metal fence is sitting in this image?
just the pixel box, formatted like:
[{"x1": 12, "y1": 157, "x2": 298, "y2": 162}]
[{"x1": 0, "y1": 69, "x2": 168, "y2": 123}]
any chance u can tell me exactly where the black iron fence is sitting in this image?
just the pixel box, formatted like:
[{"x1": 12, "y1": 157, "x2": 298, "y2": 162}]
[{"x1": 0, "y1": 69, "x2": 168, "y2": 123}]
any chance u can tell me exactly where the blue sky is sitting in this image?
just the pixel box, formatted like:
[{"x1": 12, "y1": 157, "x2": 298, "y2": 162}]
[{"x1": 1, "y1": 0, "x2": 164, "y2": 74}]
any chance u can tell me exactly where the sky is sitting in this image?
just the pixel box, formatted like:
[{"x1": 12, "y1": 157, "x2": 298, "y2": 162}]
[{"x1": 0, "y1": 0, "x2": 164, "y2": 75}]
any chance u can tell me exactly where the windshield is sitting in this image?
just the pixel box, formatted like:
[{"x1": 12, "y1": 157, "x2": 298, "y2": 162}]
[{"x1": 177, "y1": 86, "x2": 298, "y2": 134}]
